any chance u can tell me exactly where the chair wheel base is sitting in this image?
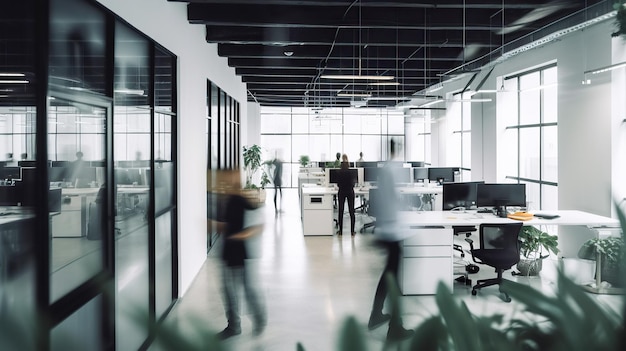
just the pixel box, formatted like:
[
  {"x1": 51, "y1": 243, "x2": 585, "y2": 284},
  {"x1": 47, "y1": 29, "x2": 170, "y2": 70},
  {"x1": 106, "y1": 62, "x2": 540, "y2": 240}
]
[{"x1": 471, "y1": 289, "x2": 477, "y2": 296}]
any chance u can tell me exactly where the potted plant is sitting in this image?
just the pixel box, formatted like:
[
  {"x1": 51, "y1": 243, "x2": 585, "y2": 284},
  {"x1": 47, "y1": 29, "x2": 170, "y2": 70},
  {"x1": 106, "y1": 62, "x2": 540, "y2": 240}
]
[
  {"x1": 242, "y1": 144, "x2": 266, "y2": 203},
  {"x1": 299, "y1": 155, "x2": 310, "y2": 168},
  {"x1": 517, "y1": 225, "x2": 559, "y2": 276},
  {"x1": 578, "y1": 236, "x2": 625, "y2": 287}
]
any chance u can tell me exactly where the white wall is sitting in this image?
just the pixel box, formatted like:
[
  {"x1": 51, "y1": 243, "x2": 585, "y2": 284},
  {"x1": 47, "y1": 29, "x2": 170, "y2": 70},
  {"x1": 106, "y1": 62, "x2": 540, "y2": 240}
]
[
  {"x1": 96, "y1": 0, "x2": 249, "y2": 296},
  {"x1": 432, "y1": 19, "x2": 618, "y2": 218}
]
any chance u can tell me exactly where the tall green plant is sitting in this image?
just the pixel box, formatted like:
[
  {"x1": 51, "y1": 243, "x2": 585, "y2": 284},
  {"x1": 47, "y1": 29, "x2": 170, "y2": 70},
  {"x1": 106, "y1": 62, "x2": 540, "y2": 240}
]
[{"x1": 243, "y1": 144, "x2": 262, "y2": 188}]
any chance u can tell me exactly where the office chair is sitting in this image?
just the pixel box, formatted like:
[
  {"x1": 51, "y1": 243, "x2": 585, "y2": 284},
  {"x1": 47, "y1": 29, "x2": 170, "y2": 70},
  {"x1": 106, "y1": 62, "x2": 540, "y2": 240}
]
[
  {"x1": 452, "y1": 225, "x2": 476, "y2": 257},
  {"x1": 452, "y1": 225, "x2": 478, "y2": 285},
  {"x1": 465, "y1": 222, "x2": 523, "y2": 302},
  {"x1": 360, "y1": 188, "x2": 379, "y2": 233}
]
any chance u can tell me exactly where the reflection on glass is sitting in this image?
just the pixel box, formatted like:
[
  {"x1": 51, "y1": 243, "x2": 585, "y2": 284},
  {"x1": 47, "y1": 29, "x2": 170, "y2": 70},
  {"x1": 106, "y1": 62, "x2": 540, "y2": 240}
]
[
  {"x1": 48, "y1": 97, "x2": 106, "y2": 302},
  {"x1": 114, "y1": 20, "x2": 151, "y2": 351}
]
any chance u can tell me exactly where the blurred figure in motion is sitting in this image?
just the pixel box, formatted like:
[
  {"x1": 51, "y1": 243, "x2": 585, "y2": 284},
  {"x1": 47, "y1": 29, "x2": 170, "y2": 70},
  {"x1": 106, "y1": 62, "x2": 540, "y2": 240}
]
[
  {"x1": 209, "y1": 169, "x2": 266, "y2": 340},
  {"x1": 271, "y1": 153, "x2": 283, "y2": 214},
  {"x1": 367, "y1": 139, "x2": 414, "y2": 341}
]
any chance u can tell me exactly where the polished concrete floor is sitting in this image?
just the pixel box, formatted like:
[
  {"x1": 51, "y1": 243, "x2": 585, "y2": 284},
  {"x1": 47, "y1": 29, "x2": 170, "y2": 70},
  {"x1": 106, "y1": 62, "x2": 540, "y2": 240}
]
[{"x1": 161, "y1": 188, "x2": 623, "y2": 351}]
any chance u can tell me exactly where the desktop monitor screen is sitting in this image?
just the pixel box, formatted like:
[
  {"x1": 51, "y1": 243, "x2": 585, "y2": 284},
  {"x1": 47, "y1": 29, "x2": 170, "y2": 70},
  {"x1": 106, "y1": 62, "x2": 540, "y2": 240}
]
[
  {"x1": 428, "y1": 167, "x2": 458, "y2": 183},
  {"x1": 476, "y1": 183, "x2": 526, "y2": 208},
  {"x1": 363, "y1": 167, "x2": 380, "y2": 182},
  {"x1": 356, "y1": 161, "x2": 378, "y2": 169},
  {"x1": 409, "y1": 161, "x2": 425, "y2": 168},
  {"x1": 51, "y1": 160, "x2": 69, "y2": 168},
  {"x1": 0, "y1": 167, "x2": 21, "y2": 180},
  {"x1": 328, "y1": 168, "x2": 358, "y2": 184},
  {"x1": 48, "y1": 166, "x2": 66, "y2": 182},
  {"x1": 442, "y1": 181, "x2": 485, "y2": 210},
  {"x1": 389, "y1": 167, "x2": 411, "y2": 183},
  {"x1": 18, "y1": 161, "x2": 37, "y2": 167},
  {"x1": 413, "y1": 167, "x2": 429, "y2": 181}
]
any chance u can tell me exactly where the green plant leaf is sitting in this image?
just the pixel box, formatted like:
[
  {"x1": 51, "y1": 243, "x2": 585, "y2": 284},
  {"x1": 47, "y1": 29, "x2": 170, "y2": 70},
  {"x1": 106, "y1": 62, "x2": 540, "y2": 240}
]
[
  {"x1": 409, "y1": 316, "x2": 450, "y2": 351},
  {"x1": 337, "y1": 316, "x2": 368, "y2": 351},
  {"x1": 434, "y1": 282, "x2": 482, "y2": 351}
]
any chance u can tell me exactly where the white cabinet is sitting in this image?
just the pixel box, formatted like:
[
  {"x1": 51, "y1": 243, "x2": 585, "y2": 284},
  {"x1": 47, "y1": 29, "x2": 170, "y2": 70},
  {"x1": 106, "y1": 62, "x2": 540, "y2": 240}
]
[
  {"x1": 401, "y1": 227, "x2": 452, "y2": 295},
  {"x1": 302, "y1": 189, "x2": 334, "y2": 236}
]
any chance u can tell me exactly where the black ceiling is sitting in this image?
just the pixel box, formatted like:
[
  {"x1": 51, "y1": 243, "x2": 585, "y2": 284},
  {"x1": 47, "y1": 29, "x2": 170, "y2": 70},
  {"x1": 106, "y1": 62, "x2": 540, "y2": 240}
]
[{"x1": 171, "y1": 0, "x2": 610, "y2": 108}]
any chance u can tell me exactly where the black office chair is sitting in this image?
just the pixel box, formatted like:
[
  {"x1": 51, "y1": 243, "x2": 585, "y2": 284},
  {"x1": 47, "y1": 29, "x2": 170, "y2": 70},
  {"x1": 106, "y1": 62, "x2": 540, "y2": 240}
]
[
  {"x1": 465, "y1": 222, "x2": 523, "y2": 302},
  {"x1": 360, "y1": 188, "x2": 379, "y2": 233},
  {"x1": 452, "y1": 225, "x2": 476, "y2": 257},
  {"x1": 452, "y1": 225, "x2": 478, "y2": 285}
]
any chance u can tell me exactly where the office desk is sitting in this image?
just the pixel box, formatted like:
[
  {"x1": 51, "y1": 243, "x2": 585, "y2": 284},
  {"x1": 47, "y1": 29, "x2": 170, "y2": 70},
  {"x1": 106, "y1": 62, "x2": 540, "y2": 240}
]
[
  {"x1": 52, "y1": 186, "x2": 149, "y2": 237},
  {"x1": 395, "y1": 210, "x2": 619, "y2": 295}
]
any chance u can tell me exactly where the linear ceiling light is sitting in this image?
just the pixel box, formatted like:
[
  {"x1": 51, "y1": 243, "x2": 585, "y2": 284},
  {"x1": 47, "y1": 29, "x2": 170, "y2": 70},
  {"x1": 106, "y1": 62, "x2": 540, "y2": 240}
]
[
  {"x1": 0, "y1": 73, "x2": 25, "y2": 77},
  {"x1": 321, "y1": 75, "x2": 395, "y2": 80},
  {"x1": 364, "y1": 96, "x2": 411, "y2": 101},
  {"x1": 337, "y1": 92, "x2": 372, "y2": 97},
  {"x1": 114, "y1": 88, "x2": 146, "y2": 95},
  {"x1": 584, "y1": 61, "x2": 626, "y2": 75},
  {"x1": 368, "y1": 82, "x2": 400, "y2": 86},
  {"x1": 0, "y1": 80, "x2": 28, "y2": 84}
]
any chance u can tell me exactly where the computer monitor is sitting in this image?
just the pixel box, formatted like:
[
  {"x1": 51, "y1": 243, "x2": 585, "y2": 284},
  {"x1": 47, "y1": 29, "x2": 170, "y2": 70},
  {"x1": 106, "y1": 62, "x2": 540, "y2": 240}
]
[
  {"x1": 413, "y1": 167, "x2": 429, "y2": 182},
  {"x1": 442, "y1": 181, "x2": 485, "y2": 210},
  {"x1": 363, "y1": 167, "x2": 380, "y2": 183},
  {"x1": 18, "y1": 160, "x2": 37, "y2": 167},
  {"x1": 51, "y1": 160, "x2": 69, "y2": 168},
  {"x1": 476, "y1": 183, "x2": 526, "y2": 217},
  {"x1": 115, "y1": 169, "x2": 132, "y2": 185},
  {"x1": 126, "y1": 168, "x2": 143, "y2": 185},
  {"x1": 328, "y1": 168, "x2": 358, "y2": 185},
  {"x1": 0, "y1": 167, "x2": 21, "y2": 180},
  {"x1": 48, "y1": 166, "x2": 66, "y2": 182},
  {"x1": 409, "y1": 161, "x2": 425, "y2": 168},
  {"x1": 428, "y1": 167, "x2": 459, "y2": 184},
  {"x1": 389, "y1": 167, "x2": 412, "y2": 184},
  {"x1": 355, "y1": 161, "x2": 378, "y2": 169}
]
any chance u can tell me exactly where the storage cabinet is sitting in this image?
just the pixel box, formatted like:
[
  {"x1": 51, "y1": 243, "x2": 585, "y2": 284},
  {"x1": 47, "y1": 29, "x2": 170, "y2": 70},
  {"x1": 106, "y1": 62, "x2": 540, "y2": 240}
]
[{"x1": 401, "y1": 227, "x2": 452, "y2": 294}]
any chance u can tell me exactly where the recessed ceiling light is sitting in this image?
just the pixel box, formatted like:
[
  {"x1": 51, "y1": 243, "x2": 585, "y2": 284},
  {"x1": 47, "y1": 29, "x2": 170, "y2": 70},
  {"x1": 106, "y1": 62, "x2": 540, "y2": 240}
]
[{"x1": 283, "y1": 51, "x2": 294, "y2": 57}]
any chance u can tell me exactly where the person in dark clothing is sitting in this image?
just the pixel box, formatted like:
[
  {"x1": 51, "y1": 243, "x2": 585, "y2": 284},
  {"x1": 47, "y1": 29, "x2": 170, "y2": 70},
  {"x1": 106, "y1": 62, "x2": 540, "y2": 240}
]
[
  {"x1": 66, "y1": 151, "x2": 86, "y2": 187},
  {"x1": 272, "y1": 156, "x2": 283, "y2": 213},
  {"x1": 367, "y1": 139, "x2": 413, "y2": 341},
  {"x1": 211, "y1": 170, "x2": 266, "y2": 340},
  {"x1": 335, "y1": 154, "x2": 356, "y2": 236}
]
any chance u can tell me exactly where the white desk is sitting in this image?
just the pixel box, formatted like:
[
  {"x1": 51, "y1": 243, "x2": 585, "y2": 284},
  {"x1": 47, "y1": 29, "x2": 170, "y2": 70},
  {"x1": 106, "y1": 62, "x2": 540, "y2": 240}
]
[
  {"x1": 397, "y1": 210, "x2": 618, "y2": 228},
  {"x1": 395, "y1": 210, "x2": 619, "y2": 295}
]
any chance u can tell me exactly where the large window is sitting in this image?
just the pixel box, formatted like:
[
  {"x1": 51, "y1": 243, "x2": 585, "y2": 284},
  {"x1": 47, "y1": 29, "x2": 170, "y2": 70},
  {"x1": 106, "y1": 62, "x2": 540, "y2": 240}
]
[
  {"x1": 499, "y1": 65, "x2": 558, "y2": 210},
  {"x1": 260, "y1": 106, "x2": 405, "y2": 187},
  {"x1": 405, "y1": 110, "x2": 431, "y2": 165},
  {"x1": 447, "y1": 92, "x2": 472, "y2": 180}
]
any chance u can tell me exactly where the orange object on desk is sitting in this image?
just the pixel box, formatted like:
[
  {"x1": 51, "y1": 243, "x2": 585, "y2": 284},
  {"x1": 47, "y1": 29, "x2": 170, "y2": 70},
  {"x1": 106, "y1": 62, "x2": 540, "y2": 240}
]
[{"x1": 507, "y1": 211, "x2": 534, "y2": 221}]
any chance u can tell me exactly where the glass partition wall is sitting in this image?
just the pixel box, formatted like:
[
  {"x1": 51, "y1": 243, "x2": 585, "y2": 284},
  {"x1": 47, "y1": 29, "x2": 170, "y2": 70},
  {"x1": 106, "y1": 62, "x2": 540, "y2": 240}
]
[{"x1": 1, "y1": 0, "x2": 178, "y2": 349}]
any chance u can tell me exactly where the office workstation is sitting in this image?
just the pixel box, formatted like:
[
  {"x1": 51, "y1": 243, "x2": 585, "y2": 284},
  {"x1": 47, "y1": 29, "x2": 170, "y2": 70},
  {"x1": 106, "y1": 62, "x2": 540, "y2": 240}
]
[
  {"x1": 299, "y1": 165, "x2": 462, "y2": 235},
  {"x1": 396, "y1": 181, "x2": 619, "y2": 295}
]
